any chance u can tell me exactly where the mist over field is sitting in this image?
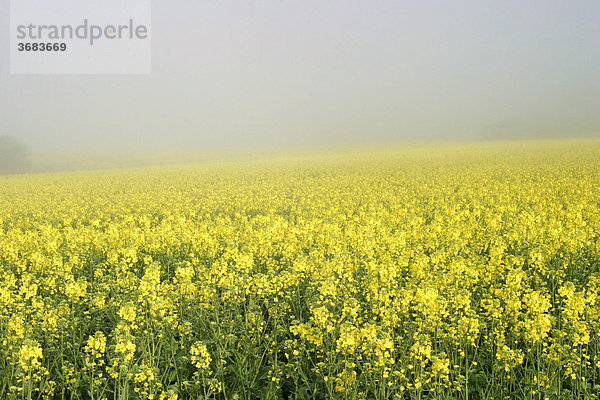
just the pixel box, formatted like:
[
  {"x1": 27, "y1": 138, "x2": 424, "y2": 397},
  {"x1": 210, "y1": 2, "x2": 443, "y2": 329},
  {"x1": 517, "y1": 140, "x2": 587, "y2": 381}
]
[
  {"x1": 1, "y1": 0, "x2": 599, "y2": 168},
  {"x1": 3, "y1": 3, "x2": 600, "y2": 399}
]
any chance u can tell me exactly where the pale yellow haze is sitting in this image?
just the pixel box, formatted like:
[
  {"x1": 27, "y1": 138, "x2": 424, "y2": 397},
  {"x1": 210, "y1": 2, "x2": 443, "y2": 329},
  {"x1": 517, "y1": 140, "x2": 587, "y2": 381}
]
[{"x1": 0, "y1": 0, "x2": 599, "y2": 153}]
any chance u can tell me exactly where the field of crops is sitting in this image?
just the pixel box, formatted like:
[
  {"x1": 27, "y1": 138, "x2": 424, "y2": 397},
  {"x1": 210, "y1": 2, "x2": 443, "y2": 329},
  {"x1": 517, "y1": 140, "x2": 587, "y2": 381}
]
[{"x1": 1, "y1": 140, "x2": 599, "y2": 399}]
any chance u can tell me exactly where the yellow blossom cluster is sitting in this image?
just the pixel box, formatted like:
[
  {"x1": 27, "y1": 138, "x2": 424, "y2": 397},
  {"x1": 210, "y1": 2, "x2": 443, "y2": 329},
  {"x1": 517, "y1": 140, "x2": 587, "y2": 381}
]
[{"x1": 190, "y1": 342, "x2": 212, "y2": 371}]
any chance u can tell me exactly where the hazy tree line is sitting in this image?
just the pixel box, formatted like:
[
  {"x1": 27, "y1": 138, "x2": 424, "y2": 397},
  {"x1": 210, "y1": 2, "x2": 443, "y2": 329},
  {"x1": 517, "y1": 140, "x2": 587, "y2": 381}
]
[{"x1": 0, "y1": 136, "x2": 29, "y2": 174}]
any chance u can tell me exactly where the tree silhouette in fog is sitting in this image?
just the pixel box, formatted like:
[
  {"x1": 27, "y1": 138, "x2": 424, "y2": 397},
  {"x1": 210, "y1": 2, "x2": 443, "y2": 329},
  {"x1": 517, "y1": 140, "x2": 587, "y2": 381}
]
[{"x1": 0, "y1": 136, "x2": 29, "y2": 174}]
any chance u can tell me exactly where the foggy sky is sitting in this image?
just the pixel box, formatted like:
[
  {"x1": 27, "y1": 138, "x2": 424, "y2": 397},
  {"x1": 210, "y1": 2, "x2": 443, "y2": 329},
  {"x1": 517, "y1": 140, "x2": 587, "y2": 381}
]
[{"x1": 1, "y1": 0, "x2": 600, "y2": 150}]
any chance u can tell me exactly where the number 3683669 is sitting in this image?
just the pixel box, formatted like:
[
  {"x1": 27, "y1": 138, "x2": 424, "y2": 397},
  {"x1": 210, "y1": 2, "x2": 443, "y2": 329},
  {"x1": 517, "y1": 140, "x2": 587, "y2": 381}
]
[{"x1": 17, "y1": 43, "x2": 66, "y2": 51}]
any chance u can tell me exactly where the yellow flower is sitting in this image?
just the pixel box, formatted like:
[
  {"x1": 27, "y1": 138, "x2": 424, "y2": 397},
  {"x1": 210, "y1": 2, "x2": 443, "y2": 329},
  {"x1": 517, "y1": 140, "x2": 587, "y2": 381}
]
[
  {"x1": 190, "y1": 342, "x2": 212, "y2": 370},
  {"x1": 18, "y1": 340, "x2": 43, "y2": 373}
]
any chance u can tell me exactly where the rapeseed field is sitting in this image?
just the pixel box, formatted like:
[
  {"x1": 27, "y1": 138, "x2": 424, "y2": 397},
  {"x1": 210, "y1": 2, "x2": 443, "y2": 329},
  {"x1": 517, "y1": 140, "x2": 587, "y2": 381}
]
[{"x1": 1, "y1": 140, "x2": 599, "y2": 399}]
